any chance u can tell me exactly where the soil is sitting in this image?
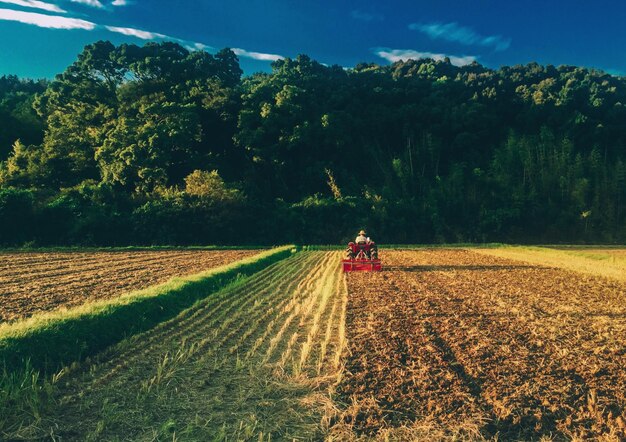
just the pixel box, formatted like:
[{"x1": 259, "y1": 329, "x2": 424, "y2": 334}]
[
  {"x1": 336, "y1": 249, "x2": 626, "y2": 440},
  {"x1": 0, "y1": 249, "x2": 260, "y2": 323}
]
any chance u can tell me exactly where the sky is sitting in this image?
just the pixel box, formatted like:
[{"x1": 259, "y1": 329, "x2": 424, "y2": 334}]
[{"x1": 0, "y1": 0, "x2": 625, "y2": 79}]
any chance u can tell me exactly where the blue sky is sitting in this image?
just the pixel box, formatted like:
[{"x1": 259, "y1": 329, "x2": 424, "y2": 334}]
[{"x1": 0, "y1": 0, "x2": 624, "y2": 79}]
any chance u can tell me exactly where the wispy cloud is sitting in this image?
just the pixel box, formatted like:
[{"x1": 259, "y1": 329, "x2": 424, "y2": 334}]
[
  {"x1": 0, "y1": 0, "x2": 65, "y2": 13},
  {"x1": 351, "y1": 10, "x2": 383, "y2": 22},
  {"x1": 0, "y1": 8, "x2": 159, "y2": 36},
  {"x1": 184, "y1": 44, "x2": 282, "y2": 62},
  {"x1": 186, "y1": 42, "x2": 215, "y2": 52},
  {"x1": 409, "y1": 22, "x2": 511, "y2": 52},
  {"x1": 105, "y1": 25, "x2": 166, "y2": 40},
  {"x1": 374, "y1": 47, "x2": 477, "y2": 67},
  {"x1": 70, "y1": 0, "x2": 104, "y2": 8},
  {"x1": 111, "y1": 0, "x2": 127, "y2": 5},
  {"x1": 232, "y1": 48, "x2": 284, "y2": 62},
  {"x1": 0, "y1": 8, "x2": 283, "y2": 63},
  {"x1": 0, "y1": 7, "x2": 95, "y2": 29}
]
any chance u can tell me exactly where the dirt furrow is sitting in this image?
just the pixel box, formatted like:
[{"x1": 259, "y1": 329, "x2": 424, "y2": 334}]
[
  {"x1": 0, "y1": 249, "x2": 260, "y2": 322},
  {"x1": 0, "y1": 250, "x2": 198, "y2": 281},
  {"x1": 0, "y1": 252, "x2": 245, "y2": 292},
  {"x1": 425, "y1": 250, "x2": 626, "y2": 439},
  {"x1": 336, "y1": 265, "x2": 486, "y2": 437},
  {"x1": 334, "y1": 249, "x2": 626, "y2": 440}
]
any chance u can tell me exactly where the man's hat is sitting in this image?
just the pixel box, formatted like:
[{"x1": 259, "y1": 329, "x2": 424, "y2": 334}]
[{"x1": 359, "y1": 230, "x2": 366, "y2": 235}]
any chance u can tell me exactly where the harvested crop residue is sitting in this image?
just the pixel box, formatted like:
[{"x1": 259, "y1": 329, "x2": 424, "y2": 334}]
[
  {"x1": 6, "y1": 252, "x2": 346, "y2": 440},
  {"x1": 477, "y1": 246, "x2": 626, "y2": 283},
  {"x1": 333, "y1": 249, "x2": 626, "y2": 440},
  {"x1": 0, "y1": 249, "x2": 260, "y2": 323}
]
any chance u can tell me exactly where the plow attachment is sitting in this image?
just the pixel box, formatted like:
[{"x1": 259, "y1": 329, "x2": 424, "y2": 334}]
[
  {"x1": 343, "y1": 241, "x2": 382, "y2": 272},
  {"x1": 342, "y1": 258, "x2": 382, "y2": 272}
]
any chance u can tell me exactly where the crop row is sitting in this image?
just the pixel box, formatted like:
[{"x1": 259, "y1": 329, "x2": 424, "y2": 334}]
[{"x1": 4, "y1": 250, "x2": 347, "y2": 440}]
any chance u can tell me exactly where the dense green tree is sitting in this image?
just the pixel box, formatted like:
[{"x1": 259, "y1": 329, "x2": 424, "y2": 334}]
[
  {"x1": 0, "y1": 75, "x2": 46, "y2": 161},
  {"x1": 1, "y1": 41, "x2": 243, "y2": 191},
  {"x1": 2, "y1": 42, "x2": 626, "y2": 245}
]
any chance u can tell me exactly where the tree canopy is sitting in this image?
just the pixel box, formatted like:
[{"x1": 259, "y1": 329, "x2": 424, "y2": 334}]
[{"x1": 1, "y1": 41, "x2": 625, "y2": 245}]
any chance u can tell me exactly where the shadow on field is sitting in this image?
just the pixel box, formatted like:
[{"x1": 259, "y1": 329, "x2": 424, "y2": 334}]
[
  {"x1": 423, "y1": 321, "x2": 581, "y2": 441},
  {"x1": 384, "y1": 264, "x2": 540, "y2": 272}
]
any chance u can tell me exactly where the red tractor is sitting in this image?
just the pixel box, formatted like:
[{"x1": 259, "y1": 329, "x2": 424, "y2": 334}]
[{"x1": 342, "y1": 241, "x2": 381, "y2": 272}]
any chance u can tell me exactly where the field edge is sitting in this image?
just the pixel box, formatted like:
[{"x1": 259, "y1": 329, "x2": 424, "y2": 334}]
[
  {"x1": 474, "y1": 245, "x2": 626, "y2": 282},
  {"x1": 0, "y1": 245, "x2": 296, "y2": 373}
]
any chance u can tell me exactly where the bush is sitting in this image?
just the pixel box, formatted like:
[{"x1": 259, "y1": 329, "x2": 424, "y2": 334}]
[{"x1": 0, "y1": 188, "x2": 35, "y2": 246}]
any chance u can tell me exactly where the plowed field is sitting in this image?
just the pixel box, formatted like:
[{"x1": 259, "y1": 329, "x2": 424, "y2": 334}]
[
  {"x1": 334, "y1": 249, "x2": 626, "y2": 440},
  {"x1": 0, "y1": 249, "x2": 260, "y2": 323}
]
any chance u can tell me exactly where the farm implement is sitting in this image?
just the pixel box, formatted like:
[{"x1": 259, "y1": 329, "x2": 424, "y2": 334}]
[{"x1": 342, "y1": 242, "x2": 382, "y2": 272}]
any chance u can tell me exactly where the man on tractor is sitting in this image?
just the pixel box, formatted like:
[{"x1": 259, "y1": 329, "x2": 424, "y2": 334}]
[{"x1": 346, "y1": 230, "x2": 378, "y2": 260}]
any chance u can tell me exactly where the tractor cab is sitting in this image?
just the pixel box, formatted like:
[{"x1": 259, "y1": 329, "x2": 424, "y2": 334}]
[{"x1": 342, "y1": 240, "x2": 382, "y2": 272}]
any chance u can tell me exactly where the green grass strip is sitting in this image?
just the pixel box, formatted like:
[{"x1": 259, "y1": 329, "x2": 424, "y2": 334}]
[{"x1": 0, "y1": 245, "x2": 296, "y2": 373}]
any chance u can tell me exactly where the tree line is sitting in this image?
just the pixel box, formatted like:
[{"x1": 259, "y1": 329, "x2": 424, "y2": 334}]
[{"x1": 1, "y1": 40, "x2": 625, "y2": 245}]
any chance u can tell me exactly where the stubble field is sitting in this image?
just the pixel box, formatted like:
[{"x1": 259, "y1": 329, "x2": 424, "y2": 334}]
[{"x1": 7, "y1": 251, "x2": 348, "y2": 440}]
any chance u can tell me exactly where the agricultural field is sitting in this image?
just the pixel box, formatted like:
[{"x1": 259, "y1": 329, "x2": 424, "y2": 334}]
[
  {"x1": 332, "y1": 249, "x2": 626, "y2": 440},
  {"x1": 5, "y1": 251, "x2": 347, "y2": 440},
  {"x1": 0, "y1": 249, "x2": 260, "y2": 323},
  {"x1": 2, "y1": 247, "x2": 626, "y2": 440},
  {"x1": 476, "y1": 245, "x2": 626, "y2": 283}
]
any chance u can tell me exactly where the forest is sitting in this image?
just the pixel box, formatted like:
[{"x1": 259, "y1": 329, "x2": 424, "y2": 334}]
[{"x1": 1, "y1": 40, "x2": 625, "y2": 245}]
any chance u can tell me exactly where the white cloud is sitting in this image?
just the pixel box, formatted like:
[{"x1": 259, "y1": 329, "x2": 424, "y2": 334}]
[
  {"x1": 409, "y1": 22, "x2": 511, "y2": 52},
  {"x1": 232, "y1": 47, "x2": 284, "y2": 62},
  {"x1": 374, "y1": 47, "x2": 477, "y2": 67},
  {"x1": 0, "y1": 0, "x2": 65, "y2": 13},
  {"x1": 111, "y1": 0, "x2": 126, "y2": 5},
  {"x1": 70, "y1": 0, "x2": 104, "y2": 8},
  {"x1": 185, "y1": 44, "x2": 281, "y2": 63},
  {"x1": 351, "y1": 10, "x2": 383, "y2": 22},
  {"x1": 188, "y1": 42, "x2": 215, "y2": 51},
  {"x1": 0, "y1": 7, "x2": 95, "y2": 29},
  {"x1": 0, "y1": 8, "x2": 284, "y2": 64},
  {"x1": 105, "y1": 25, "x2": 166, "y2": 40},
  {"x1": 0, "y1": 9, "x2": 162, "y2": 39}
]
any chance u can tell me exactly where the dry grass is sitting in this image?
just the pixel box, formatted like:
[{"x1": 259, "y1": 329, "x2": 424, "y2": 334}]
[
  {"x1": 8, "y1": 246, "x2": 624, "y2": 440},
  {"x1": 474, "y1": 245, "x2": 626, "y2": 282},
  {"x1": 3, "y1": 251, "x2": 348, "y2": 441}
]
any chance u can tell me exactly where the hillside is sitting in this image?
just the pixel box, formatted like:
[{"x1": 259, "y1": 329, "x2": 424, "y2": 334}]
[{"x1": 1, "y1": 41, "x2": 625, "y2": 245}]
